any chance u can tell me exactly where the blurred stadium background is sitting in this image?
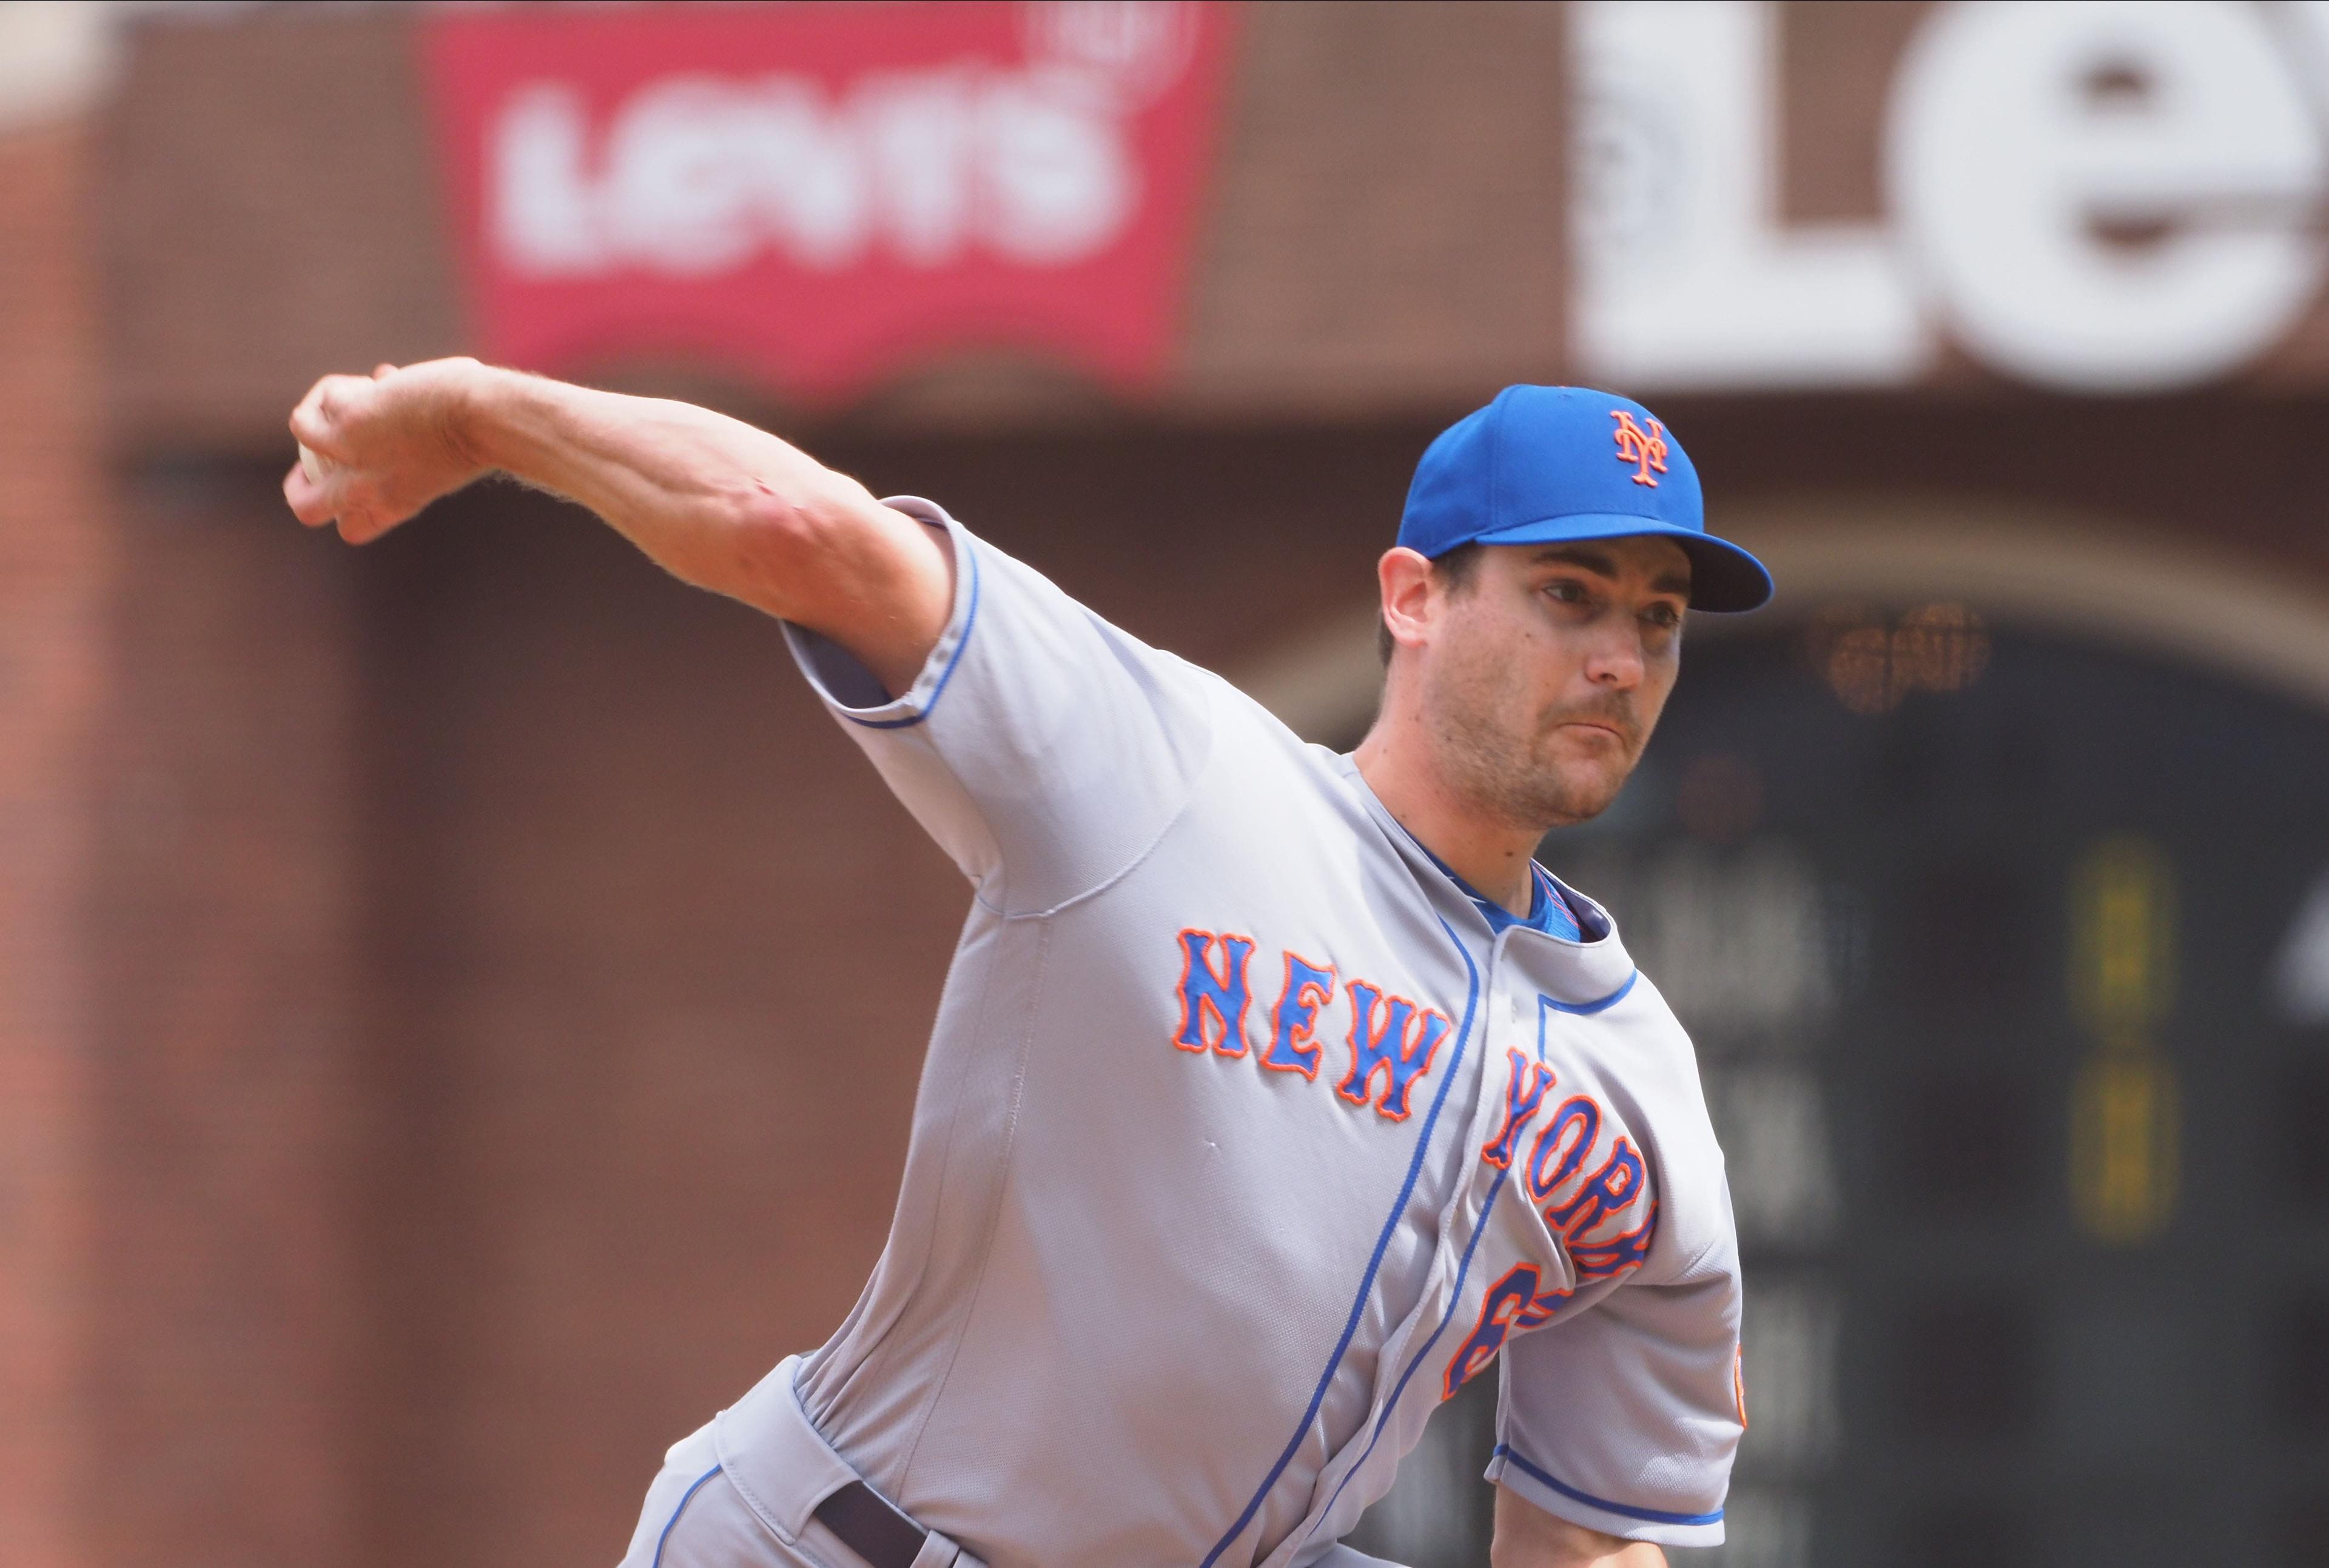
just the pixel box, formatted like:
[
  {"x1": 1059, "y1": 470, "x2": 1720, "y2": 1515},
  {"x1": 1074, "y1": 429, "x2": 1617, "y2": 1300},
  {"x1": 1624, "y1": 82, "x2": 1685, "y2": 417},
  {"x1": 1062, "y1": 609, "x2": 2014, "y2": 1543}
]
[{"x1": 5, "y1": 3, "x2": 2329, "y2": 1566}]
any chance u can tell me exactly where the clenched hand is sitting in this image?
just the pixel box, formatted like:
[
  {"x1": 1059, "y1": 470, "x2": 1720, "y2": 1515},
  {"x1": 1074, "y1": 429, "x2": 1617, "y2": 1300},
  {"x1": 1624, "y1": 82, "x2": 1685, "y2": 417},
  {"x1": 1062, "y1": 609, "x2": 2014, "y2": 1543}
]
[{"x1": 283, "y1": 357, "x2": 492, "y2": 544}]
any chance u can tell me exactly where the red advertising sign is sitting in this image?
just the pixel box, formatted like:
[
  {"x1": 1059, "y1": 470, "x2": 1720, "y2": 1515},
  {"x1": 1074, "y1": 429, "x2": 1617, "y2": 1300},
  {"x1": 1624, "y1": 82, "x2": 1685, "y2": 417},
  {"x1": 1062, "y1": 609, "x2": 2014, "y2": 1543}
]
[{"x1": 422, "y1": 2, "x2": 1236, "y2": 402}]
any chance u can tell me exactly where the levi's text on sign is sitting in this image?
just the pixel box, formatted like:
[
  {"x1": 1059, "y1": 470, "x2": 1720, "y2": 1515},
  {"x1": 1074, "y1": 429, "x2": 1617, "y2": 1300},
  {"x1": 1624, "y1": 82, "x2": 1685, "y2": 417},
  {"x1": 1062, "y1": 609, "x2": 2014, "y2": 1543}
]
[{"x1": 423, "y1": 2, "x2": 1235, "y2": 400}]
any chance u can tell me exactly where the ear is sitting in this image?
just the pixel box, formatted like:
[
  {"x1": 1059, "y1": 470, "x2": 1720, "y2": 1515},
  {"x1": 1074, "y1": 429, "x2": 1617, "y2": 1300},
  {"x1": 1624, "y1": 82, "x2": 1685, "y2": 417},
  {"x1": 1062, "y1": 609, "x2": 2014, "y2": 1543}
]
[{"x1": 1377, "y1": 546, "x2": 1437, "y2": 657}]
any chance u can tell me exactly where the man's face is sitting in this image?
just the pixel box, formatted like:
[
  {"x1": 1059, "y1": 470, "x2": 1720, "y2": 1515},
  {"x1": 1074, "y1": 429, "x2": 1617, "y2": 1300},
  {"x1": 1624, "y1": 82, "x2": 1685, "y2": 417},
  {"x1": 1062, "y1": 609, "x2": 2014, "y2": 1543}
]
[{"x1": 1414, "y1": 537, "x2": 1691, "y2": 831}]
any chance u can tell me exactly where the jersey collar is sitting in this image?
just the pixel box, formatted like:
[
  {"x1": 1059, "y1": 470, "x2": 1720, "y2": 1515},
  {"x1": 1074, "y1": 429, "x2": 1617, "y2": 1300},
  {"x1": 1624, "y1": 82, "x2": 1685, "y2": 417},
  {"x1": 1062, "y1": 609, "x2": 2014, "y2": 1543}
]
[{"x1": 1332, "y1": 753, "x2": 1638, "y2": 1009}]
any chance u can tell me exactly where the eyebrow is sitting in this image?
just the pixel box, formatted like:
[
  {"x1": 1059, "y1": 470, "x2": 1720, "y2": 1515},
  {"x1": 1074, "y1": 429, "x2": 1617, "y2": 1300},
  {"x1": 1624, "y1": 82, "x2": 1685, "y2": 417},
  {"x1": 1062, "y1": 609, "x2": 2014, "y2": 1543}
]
[{"x1": 1529, "y1": 545, "x2": 1693, "y2": 600}]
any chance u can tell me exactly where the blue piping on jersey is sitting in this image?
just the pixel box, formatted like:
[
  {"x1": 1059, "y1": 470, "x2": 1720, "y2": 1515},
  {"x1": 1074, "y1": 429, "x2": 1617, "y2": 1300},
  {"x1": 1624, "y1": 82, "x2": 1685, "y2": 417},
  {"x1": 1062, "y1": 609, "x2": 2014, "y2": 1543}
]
[
  {"x1": 1491, "y1": 1444, "x2": 1724, "y2": 1528},
  {"x1": 652, "y1": 1465, "x2": 725, "y2": 1568},
  {"x1": 842, "y1": 537, "x2": 983, "y2": 731},
  {"x1": 1539, "y1": 971, "x2": 1636, "y2": 1019},
  {"x1": 1297, "y1": 1164, "x2": 1513, "y2": 1553},
  {"x1": 1197, "y1": 916, "x2": 1482, "y2": 1568}
]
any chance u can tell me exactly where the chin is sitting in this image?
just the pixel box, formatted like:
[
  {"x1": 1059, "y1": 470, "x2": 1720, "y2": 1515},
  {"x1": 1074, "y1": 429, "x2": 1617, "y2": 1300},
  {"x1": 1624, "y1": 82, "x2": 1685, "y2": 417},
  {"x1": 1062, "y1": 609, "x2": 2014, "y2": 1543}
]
[
  {"x1": 1516, "y1": 777, "x2": 1625, "y2": 831},
  {"x1": 1522, "y1": 755, "x2": 1633, "y2": 829},
  {"x1": 1541, "y1": 794, "x2": 1617, "y2": 829}
]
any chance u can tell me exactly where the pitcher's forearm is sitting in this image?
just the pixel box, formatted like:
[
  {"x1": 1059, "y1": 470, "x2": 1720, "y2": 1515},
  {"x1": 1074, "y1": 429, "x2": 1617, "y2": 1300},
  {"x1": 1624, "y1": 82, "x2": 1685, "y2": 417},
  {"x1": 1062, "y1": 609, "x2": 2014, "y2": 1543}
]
[
  {"x1": 452, "y1": 365, "x2": 897, "y2": 623},
  {"x1": 285, "y1": 358, "x2": 953, "y2": 691}
]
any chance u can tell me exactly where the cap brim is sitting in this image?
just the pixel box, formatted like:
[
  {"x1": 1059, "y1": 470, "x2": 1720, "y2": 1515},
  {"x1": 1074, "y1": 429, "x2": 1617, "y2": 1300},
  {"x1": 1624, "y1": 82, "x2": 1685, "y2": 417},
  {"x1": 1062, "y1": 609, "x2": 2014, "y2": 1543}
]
[{"x1": 1471, "y1": 514, "x2": 1773, "y2": 612}]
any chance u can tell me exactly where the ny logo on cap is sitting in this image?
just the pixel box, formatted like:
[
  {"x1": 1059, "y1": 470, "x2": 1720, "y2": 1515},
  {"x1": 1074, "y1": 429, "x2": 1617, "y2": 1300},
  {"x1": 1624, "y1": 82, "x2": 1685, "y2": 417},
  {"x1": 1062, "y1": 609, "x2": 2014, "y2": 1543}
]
[{"x1": 1610, "y1": 410, "x2": 1669, "y2": 488}]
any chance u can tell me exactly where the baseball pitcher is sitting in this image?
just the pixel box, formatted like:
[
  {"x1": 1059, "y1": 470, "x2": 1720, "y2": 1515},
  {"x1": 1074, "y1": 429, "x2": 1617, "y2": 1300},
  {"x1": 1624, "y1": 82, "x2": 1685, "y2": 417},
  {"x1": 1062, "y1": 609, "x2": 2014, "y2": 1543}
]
[{"x1": 283, "y1": 367, "x2": 1770, "y2": 1568}]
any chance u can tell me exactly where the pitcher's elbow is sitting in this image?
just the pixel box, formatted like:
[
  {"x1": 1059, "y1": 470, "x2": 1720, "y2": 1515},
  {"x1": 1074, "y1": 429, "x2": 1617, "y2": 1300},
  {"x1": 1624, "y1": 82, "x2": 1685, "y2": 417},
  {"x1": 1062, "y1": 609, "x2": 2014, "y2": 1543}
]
[{"x1": 717, "y1": 473, "x2": 876, "y2": 612}]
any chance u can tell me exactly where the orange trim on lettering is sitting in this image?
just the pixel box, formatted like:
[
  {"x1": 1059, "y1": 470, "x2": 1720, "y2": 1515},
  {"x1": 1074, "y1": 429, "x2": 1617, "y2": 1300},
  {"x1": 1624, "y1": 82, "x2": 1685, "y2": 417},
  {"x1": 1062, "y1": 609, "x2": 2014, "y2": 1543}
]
[
  {"x1": 1482, "y1": 1047, "x2": 1556, "y2": 1169},
  {"x1": 1173, "y1": 928, "x2": 1257, "y2": 1057},
  {"x1": 1261, "y1": 950, "x2": 1337, "y2": 1081},
  {"x1": 1334, "y1": 980, "x2": 1453, "y2": 1122}
]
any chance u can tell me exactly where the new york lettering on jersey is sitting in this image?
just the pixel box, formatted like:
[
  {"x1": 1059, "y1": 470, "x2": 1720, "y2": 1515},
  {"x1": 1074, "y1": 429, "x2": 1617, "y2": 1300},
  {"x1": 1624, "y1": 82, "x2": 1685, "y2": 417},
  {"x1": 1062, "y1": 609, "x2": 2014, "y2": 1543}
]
[
  {"x1": 1175, "y1": 930, "x2": 1454, "y2": 1121},
  {"x1": 1443, "y1": 1046, "x2": 1661, "y2": 1399}
]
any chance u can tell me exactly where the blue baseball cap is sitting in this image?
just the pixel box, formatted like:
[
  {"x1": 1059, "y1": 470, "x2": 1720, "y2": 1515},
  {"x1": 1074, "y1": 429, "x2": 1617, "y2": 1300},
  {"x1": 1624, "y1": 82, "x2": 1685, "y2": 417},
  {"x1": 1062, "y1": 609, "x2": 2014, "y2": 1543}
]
[{"x1": 1398, "y1": 386, "x2": 1772, "y2": 612}]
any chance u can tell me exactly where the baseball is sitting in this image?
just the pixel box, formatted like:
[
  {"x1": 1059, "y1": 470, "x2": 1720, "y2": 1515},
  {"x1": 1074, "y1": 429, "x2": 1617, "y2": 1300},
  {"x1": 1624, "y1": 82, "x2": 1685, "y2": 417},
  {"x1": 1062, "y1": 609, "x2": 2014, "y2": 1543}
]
[{"x1": 297, "y1": 442, "x2": 332, "y2": 484}]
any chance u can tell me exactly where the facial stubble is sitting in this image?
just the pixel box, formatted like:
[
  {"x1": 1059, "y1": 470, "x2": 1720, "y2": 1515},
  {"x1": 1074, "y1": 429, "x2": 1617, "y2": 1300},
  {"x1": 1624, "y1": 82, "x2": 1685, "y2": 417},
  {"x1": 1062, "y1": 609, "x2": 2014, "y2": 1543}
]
[{"x1": 1425, "y1": 637, "x2": 1648, "y2": 835}]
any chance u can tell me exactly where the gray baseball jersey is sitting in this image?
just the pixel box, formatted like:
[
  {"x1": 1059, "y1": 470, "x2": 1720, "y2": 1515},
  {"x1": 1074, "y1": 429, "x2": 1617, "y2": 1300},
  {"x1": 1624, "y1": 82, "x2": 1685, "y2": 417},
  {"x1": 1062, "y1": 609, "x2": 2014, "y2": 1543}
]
[{"x1": 659, "y1": 498, "x2": 1744, "y2": 1567}]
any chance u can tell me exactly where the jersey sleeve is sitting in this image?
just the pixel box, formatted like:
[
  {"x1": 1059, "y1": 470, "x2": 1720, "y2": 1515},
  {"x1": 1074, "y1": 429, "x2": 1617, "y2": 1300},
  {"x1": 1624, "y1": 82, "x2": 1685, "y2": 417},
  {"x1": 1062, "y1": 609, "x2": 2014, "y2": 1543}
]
[
  {"x1": 1482, "y1": 1247, "x2": 1745, "y2": 1550},
  {"x1": 782, "y1": 497, "x2": 1214, "y2": 916}
]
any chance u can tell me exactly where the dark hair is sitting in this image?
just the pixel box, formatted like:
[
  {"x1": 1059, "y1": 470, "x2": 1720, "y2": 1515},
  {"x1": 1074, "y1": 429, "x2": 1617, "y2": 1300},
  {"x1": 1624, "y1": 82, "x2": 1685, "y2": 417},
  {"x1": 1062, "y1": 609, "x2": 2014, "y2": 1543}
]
[{"x1": 1377, "y1": 543, "x2": 1485, "y2": 664}]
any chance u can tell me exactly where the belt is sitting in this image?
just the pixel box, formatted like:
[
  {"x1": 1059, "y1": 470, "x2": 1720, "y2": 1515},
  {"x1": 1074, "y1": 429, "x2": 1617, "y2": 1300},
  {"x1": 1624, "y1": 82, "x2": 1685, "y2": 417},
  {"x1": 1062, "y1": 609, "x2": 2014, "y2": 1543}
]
[
  {"x1": 712, "y1": 1356, "x2": 971, "y2": 1568},
  {"x1": 813, "y1": 1479, "x2": 929, "y2": 1568}
]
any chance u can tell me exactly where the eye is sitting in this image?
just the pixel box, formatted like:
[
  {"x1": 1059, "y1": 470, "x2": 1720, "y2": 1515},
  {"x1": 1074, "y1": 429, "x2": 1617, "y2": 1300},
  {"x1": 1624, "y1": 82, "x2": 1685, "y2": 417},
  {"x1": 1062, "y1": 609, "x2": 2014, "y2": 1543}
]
[
  {"x1": 1543, "y1": 578, "x2": 1589, "y2": 605},
  {"x1": 1642, "y1": 603, "x2": 1684, "y2": 630}
]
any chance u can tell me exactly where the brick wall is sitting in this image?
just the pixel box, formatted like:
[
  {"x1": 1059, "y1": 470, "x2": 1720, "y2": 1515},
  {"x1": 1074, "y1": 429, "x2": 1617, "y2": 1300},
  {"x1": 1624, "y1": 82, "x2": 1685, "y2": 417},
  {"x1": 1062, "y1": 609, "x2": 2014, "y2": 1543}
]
[
  {"x1": 0, "y1": 118, "x2": 107, "y2": 1568},
  {"x1": 3, "y1": 107, "x2": 377, "y2": 1568},
  {"x1": 81, "y1": 464, "x2": 366, "y2": 1568}
]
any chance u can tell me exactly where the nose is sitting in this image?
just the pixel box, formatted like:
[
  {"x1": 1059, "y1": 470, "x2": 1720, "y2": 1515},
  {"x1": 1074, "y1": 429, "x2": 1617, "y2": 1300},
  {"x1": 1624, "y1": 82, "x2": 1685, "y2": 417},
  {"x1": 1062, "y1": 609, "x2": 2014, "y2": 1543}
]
[{"x1": 1581, "y1": 618, "x2": 1647, "y2": 690}]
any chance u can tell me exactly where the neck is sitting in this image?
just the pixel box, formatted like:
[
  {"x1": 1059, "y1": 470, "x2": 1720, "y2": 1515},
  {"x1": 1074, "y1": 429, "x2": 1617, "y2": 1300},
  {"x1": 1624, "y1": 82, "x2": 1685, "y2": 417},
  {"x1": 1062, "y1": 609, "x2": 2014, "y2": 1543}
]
[{"x1": 1354, "y1": 721, "x2": 1544, "y2": 919}]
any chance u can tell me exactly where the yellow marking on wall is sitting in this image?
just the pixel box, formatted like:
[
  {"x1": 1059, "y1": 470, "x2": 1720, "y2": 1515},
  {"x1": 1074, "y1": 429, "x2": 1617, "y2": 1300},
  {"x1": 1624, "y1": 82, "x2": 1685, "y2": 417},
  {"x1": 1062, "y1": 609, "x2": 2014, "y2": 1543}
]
[
  {"x1": 2070, "y1": 1045, "x2": 2180, "y2": 1245},
  {"x1": 2067, "y1": 838, "x2": 2180, "y2": 1245},
  {"x1": 2070, "y1": 838, "x2": 2174, "y2": 1037}
]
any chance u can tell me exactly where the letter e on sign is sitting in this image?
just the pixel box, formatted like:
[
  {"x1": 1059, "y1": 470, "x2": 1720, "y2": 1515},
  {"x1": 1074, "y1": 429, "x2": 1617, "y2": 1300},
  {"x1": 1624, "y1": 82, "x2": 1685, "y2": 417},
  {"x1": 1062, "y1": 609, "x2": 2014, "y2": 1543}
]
[{"x1": 1887, "y1": 0, "x2": 2329, "y2": 392}]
